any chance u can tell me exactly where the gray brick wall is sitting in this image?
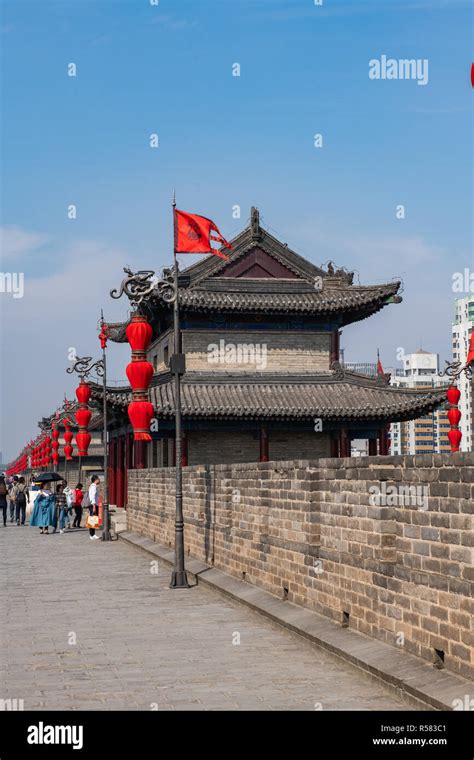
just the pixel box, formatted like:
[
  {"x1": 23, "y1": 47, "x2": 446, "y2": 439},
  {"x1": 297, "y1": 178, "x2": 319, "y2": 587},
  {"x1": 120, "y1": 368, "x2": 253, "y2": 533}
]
[
  {"x1": 187, "y1": 430, "x2": 259, "y2": 465},
  {"x1": 185, "y1": 430, "x2": 330, "y2": 465},
  {"x1": 270, "y1": 430, "x2": 330, "y2": 460},
  {"x1": 127, "y1": 451, "x2": 474, "y2": 679},
  {"x1": 182, "y1": 330, "x2": 331, "y2": 372}
]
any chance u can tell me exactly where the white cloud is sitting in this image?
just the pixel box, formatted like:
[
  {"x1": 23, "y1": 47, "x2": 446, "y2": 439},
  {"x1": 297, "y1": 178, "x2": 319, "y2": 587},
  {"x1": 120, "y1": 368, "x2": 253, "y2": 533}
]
[
  {"x1": 0, "y1": 226, "x2": 50, "y2": 260},
  {"x1": 1, "y1": 238, "x2": 135, "y2": 460}
]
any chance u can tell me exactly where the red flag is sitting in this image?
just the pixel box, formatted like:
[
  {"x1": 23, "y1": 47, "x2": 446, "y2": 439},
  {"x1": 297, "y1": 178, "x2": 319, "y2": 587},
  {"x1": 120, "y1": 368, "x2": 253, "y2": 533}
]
[
  {"x1": 377, "y1": 350, "x2": 384, "y2": 377},
  {"x1": 174, "y1": 209, "x2": 232, "y2": 259}
]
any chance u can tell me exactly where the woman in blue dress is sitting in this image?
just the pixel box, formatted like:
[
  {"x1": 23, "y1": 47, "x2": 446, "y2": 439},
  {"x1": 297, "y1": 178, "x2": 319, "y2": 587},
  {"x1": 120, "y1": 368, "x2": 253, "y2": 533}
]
[{"x1": 29, "y1": 482, "x2": 56, "y2": 534}]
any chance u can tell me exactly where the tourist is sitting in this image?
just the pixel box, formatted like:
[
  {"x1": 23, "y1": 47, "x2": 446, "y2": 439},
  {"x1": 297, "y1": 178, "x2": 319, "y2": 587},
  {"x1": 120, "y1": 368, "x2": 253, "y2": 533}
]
[
  {"x1": 14, "y1": 477, "x2": 29, "y2": 526},
  {"x1": 87, "y1": 475, "x2": 100, "y2": 540},
  {"x1": 55, "y1": 482, "x2": 68, "y2": 534},
  {"x1": 8, "y1": 476, "x2": 18, "y2": 522},
  {"x1": 0, "y1": 476, "x2": 8, "y2": 527},
  {"x1": 72, "y1": 483, "x2": 84, "y2": 528},
  {"x1": 29, "y1": 482, "x2": 56, "y2": 534},
  {"x1": 63, "y1": 481, "x2": 74, "y2": 529}
]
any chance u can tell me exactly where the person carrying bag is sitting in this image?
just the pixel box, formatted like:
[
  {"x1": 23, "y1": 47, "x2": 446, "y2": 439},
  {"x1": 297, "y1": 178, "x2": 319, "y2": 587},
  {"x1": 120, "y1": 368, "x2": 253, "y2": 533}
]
[
  {"x1": 85, "y1": 475, "x2": 101, "y2": 540},
  {"x1": 15, "y1": 478, "x2": 29, "y2": 525}
]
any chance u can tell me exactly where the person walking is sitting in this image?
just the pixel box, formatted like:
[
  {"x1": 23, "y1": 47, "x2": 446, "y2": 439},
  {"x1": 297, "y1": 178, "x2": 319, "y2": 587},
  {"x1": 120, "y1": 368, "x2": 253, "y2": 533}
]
[
  {"x1": 55, "y1": 482, "x2": 68, "y2": 534},
  {"x1": 29, "y1": 482, "x2": 56, "y2": 534},
  {"x1": 72, "y1": 483, "x2": 84, "y2": 528},
  {"x1": 62, "y1": 481, "x2": 73, "y2": 529},
  {"x1": 8, "y1": 476, "x2": 18, "y2": 522},
  {"x1": 0, "y1": 476, "x2": 8, "y2": 527},
  {"x1": 14, "y1": 477, "x2": 29, "y2": 526},
  {"x1": 87, "y1": 475, "x2": 100, "y2": 540}
]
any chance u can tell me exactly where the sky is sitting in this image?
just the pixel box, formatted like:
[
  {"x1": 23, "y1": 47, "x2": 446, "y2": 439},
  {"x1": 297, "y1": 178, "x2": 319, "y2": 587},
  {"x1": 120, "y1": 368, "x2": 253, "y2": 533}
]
[{"x1": 0, "y1": 0, "x2": 472, "y2": 462}]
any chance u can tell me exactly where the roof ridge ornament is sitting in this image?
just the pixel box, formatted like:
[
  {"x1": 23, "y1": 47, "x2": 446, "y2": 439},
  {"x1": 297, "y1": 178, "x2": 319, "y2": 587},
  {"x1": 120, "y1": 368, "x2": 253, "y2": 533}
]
[
  {"x1": 250, "y1": 206, "x2": 261, "y2": 239},
  {"x1": 326, "y1": 261, "x2": 354, "y2": 285}
]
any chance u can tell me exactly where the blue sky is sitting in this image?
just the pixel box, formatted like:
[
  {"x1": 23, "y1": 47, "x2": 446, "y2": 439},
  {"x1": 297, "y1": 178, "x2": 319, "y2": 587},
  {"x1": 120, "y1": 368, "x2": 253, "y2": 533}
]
[{"x1": 1, "y1": 0, "x2": 472, "y2": 461}]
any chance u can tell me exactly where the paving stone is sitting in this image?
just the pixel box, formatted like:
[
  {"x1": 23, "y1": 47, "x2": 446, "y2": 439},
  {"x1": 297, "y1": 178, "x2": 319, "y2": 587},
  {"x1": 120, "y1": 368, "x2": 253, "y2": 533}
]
[{"x1": 1, "y1": 527, "x2": 411, "y2": 711}]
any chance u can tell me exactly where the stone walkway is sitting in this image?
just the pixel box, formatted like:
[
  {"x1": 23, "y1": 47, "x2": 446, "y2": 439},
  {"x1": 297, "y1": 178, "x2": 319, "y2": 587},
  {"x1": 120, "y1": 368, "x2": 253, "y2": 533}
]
[{"x1": 0, "y1": 524, "x2": 412, "y2": 710}]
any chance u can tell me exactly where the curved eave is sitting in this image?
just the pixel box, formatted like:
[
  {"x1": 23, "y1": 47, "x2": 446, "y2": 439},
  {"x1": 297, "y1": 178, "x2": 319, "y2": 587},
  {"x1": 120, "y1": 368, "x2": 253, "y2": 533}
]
[
  {"x1": 92, "y1": 377, "x2": 446, "y2": 425},
  {"x1": 105, "y1": 282, "x2": 401, "y2": 341}
]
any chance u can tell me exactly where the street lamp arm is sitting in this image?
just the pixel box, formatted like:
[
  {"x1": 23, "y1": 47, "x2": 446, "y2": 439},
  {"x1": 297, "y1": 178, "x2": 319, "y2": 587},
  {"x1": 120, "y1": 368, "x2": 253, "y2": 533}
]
[
  {"x1": 110, "y1": 267, "x2": 156, "y2": 305},
  {"x1": 439, "y1": 359, "x2": 473, "y2": 381},
  {"x1": 67, "y1": 356, "x2": 105, "y2": 379}
]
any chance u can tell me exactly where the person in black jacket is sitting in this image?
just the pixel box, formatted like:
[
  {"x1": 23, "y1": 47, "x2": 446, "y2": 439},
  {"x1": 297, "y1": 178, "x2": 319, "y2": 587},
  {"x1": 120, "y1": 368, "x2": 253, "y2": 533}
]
[
  {"x1": 14, "y1": 477, "x2": 29, "y2": 525},
  {"x1": 0, "y1": 476, "x2": 8, "y2": 527}
]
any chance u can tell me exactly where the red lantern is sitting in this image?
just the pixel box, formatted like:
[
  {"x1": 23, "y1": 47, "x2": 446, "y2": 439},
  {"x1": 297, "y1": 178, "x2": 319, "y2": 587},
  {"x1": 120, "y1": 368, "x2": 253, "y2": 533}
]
[
  {"x1": 51, "y1": 440, "x2": 60, "y2": 451},
  {"x1": 448, "y1": 428, "x2": 462, "y2": 451},
  {"x1": 128, "y1": 401, "x2": 154, "y2": 441},
  {"x1": 52, "y1": 452, "x2": 59, "y2": 466},
  {"x1": 52, "y1": 429, "x2": 60, "y2": 441},
  {"x1": 126, "y1": 360, "x2": 154, "y2": 392},
  {"x1": 64, "y1": 430, "x2": 73, "y2": 444},
  {"x1": 126, "y1": 313, "x2": 153, "y2": 351},
  {"x1": 447, "y1": 408, "x2": 461, "y2": 426},
  {"x1": 75, "y1": 408, "x2": 92, "y2": 428},
  {"x1": 446, "y1": 385, "x2": 462, "y2": 453},
  {"x1": 126, "y1": 313, "x2": 155, "y2": 442},
  {"x1": 75, "y1": 380, "x2": 91, "y2": 456},
  {"x1": 446, "y1": 386, "x2": 461, "y2": 405},
  {"x1": 76, "y1": 380, "x2": 91, "y2": 405},
  {"x1": 76, "y1": 431, "x2": 91, "y2": 456},
  {"x1": 99, "y1": 322, "x2": 109, "y2": 350},
  {"x1": 64, "y1": 444, "x2": 73, "y2": 460}
]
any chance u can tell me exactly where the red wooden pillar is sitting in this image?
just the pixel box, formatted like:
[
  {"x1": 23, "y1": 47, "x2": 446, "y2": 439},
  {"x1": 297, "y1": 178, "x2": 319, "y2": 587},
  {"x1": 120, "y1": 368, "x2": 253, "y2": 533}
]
[
  {"x1": 124, "y1": 433, "x2": 134, "y2": 509},
  {"x1": 378, "y1": 428, "x2": 388, "y2": 455},
  {"x1": 340, "y1": 428, "x2": 351, "y2": 457},
  {"x1": 181, "y1": 432, "x2": 188, "y2": 467},
  {"x1": 259, "y1": 427, "x2": 269, "y2": 462},
  {"x1": 108, "y1": 438, "x2": 117, "y2": 505},
  {"x1": 330, "y1": 435, "x2": 340, "y2": 458},
  {"x1": 116, "y1": 436, "x2": 125, "y2": 509},
  {"x1": 134, "y1": 441, "x2": 147, "y2": 470},
  {"x1": 368, "y1": 438, "x2": 377, "y2": 456}
]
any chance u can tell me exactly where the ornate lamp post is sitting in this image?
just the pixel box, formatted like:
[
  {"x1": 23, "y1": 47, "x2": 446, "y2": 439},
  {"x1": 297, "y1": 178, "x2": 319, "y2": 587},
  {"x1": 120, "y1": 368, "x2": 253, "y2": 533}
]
[
  {"x1": 66, "y1": 341, "x2": 112, "y2": 542},
  {"x1": 111, "y1": 263, "x2": 189, "y2": 589},
  {"x1": 440, "y1": 333, "x2": 474, "y2": 452},
  {"x1": 42, "y1": 398, "x2": 76, "y2": 479}
]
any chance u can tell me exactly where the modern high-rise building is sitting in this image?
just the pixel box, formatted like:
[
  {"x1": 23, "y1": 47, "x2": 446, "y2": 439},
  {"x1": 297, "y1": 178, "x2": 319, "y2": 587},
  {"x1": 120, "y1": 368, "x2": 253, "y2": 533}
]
[
  {"x1": 452, "y1": 296, "x2": 474, "y2": 452},
  {"x1": 388, "y1": 350, "x2": 450, "y2": 455}
]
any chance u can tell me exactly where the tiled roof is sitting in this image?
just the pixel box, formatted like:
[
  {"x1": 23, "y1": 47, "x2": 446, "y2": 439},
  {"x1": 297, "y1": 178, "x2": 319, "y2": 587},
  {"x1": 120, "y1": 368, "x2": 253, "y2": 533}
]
[
  {"x1": 105, "y1": 213, "x2": 403, "y2": 341},
  {"x1": 170, "y1": 281, "x2": 400, "y2": 315},
  {"x1": 92, "y1": 373, "x2": 446, "y2": 423}
]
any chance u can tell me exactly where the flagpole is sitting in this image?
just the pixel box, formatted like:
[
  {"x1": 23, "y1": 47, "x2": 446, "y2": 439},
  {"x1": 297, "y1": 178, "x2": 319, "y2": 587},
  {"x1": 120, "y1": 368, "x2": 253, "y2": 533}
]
[
  {"x1": 100, "y1": 310, "x2": 111, "y2": 541},
  {"x1": 170, "y1": 192, "x2": 189, "y2": 589}
]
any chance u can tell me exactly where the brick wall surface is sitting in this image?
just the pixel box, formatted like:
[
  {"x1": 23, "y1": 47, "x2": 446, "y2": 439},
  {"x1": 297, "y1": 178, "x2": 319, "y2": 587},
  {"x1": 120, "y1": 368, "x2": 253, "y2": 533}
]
[
  {"x1": 182, "y1": 330, "x2": 331, "y2": 372},
  {"x1": 187, "y1": 430, "x2": 259, "y2": 465},
  {"x1": 186, "y1": 429, "x2": 330, "y2": 465},
  {"x1": 127, "y1": 452, "x2": 474, "y2": 679}
]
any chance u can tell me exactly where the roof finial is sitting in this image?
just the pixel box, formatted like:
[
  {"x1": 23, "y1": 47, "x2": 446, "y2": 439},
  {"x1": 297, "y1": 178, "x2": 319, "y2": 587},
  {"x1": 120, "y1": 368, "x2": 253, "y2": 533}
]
[{"x1": 250, "y1": 206, "x2": 260, "y2": 237}]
